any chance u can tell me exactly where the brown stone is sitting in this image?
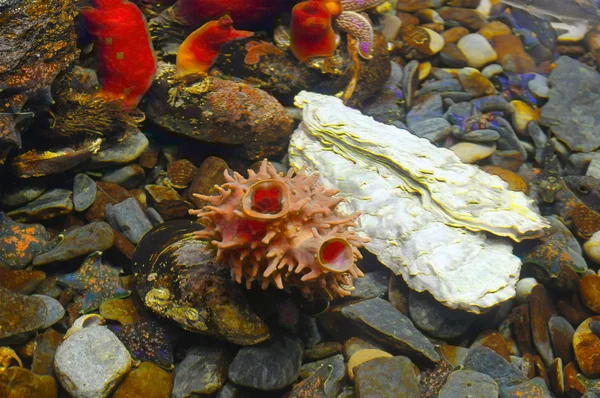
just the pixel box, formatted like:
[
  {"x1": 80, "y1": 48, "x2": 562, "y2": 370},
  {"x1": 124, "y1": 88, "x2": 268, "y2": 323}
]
[
  {"x1": 458, "y1": 67, "x2": 496, "y2": 97},
  {"x1": 480, "y1": 166, "x2": 528, "y2": 193},
  {"x1": 188, "y1": 156, "x2": 230, "y2": 209},
  {"x1": 557, "y1": 294, "x2": 593, "y2": 326},
  {"x1": 0, "y1": 268, "x2": 46, "y2": 294},
  {"x1": 478, "y1": 21, "x2": 511, "y2": 41},
  {"x1": 548, "y1": 358, "x2": 564, "y2": 396},
  {"x1": 442, "y1": 26, "x2": 470, "y2": 43},
  {"x1": 137, "y1": 145, "x2": 159, "y2": 169},
  {"x1": 585, "y1": 27, "x2": 600, "y2": 66},
  {"x1": 388, "y1": 275, "x2": 410, "y2": 315},
  {"x1": 447, "y1": 0, "x2": 480, "y2": 7},
  {"x1": 510, "y1": 303, "x2": 534, "y2": 355},
  {"x1": 438, "y1": 7, "x2": 487, "y2": 30},
  {"x1": 564, "y1": 361, "x2": 586, "y2": 395},
  {"x1": 476, "y1": 330, "x2": 511, "y2": 361},
  {"x1": 580, "y1": 274, "x2": 600, "y2": 314},
  {"x1": 548, "y1": 316, "x2": 575, "y2": 364},
  {"x1": 348, "y1": 349, "x2": 393, "y2": 380},
  {"x1": 441, "y1": 43, "x2": 469, "y2": 68},
  {"x1": 113, "y1": 362, "x2": 174, "y2": 398},
  {"x1": 99, "y1": 298, "x2": 140, "y2": 325},
  {"x1": 533, "y1": 354, "x2": 550, "y2": 387},
  {"x1": 85, "y1": 181, "x2": 135, "y2": 222},
  {"x1": 574, "y1": 316, "x2": 600, "y2": 378},
  {"x1": 31, "y1": 328, "x2": 63, "y2": 375},
  {"x1": 439, "y1": 344, "x2": 469, "y2": 367},
  {"x1": 0, "y1": 367, "x2": 57, "y2": 398},
  {"x1": 492, "y1": 34, "x2": 536, "y2": 73},
  {"x1": 522, "y1": 353, "x2": 536, "y2": 379},
  {"x1": 303, "y1": 342, "x2": 343, "y2": 361},
  {"x1": 144, "y1": 185, "x2": 193, "y2": 219},
  {"x1": 530, "y1": 285, "x2": 556, "y2": 366},
  {"x1": 343, "y1": 337, "x2": 381, "y2": 361},
  {"x1": 397, "y1": 0, "x2": 444, "y2": 12},
  {"x1": 396, "y1": 11, "x2": 420, "y2": 26},
  {"x1": 111, "y1": 228, "x2": 136, "y2": 260}
]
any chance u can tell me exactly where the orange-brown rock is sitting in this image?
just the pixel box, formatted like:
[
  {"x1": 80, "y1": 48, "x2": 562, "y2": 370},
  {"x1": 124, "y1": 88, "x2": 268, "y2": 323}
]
[
  {"x1": 572, "y1": 204, "x2": 600, "y2": 239},
  {"x1": 348, "y1": 349, "x2": 393, "y2": 380},
  {"x1": 437, "y1": 7, "x2": 487, "y2": 30},
  {"x1": 530, "y1": 285, "x2": 556, "y2": 366},
  {"x1": 478, "y1": 21, "x2": 511, "y2": 41},
  {"x1": 476, "y1": 330, "x2": 511, "y2": 361},
  {"x1": 397, "y1": 0, "x2": 445, "y2": 12},
  {"x1": 580, "y1": 275, "x2": 600, "y2": 314},
  {"x1": 564, "y1": 361, "x2": 587, "y2": 395},
  {"x1": 442, "y1": 26, "x2": 470, "y2": 43},
  {"x1": 480, "y1": 166, "x2": 528, "y2": 193},
  {"x1": 396, "y1": 11, "x2": 420, "y2": 26},
  {"x1": 113, "y1": 362, "x2": 174, "y2": 398},
  {"x1": 574, "y1": 316, "x2": 600, "y2": 378},
  {"x1": 492, "y1": 34, "x2": 536, "y2": 73}
]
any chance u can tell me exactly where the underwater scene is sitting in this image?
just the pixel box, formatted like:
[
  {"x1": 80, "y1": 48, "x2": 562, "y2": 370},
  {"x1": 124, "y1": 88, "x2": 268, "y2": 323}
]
[{"x1": 3, "y1": 0, "x2": 600, "y2": 396}]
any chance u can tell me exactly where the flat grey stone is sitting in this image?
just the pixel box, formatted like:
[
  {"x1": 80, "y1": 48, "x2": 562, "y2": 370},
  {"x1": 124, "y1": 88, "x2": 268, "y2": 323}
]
[
  {"x1": 409, "y1": 290, "x2": 475, "y2": 339},
  {"x1": 341, "y1": 297, "x2": 440, "y2": 363},
  {"x1": 172, "y1": 345, "x2": 232, "y2": 398},
  {"x1": 88, "y1": 127, "x2": 149, "y2": 169},
  {"x1": 406, "y1": 93, "x2": 444, "y2": 128},
  {"x1": 463, "y1": 345, "x2": 527, "y2": 387},
  {"x1": 7, "y1": 189, "x2": 73, "y2": 222},
  {"x1": 409, "y1": 118, "x2": 452, "y2": 141},
  {"x1": 354, "y1": 356, "x2": 420, "y2": 398},
  {"x1": 104, "y1": 198, "x2": 153, "y2": 244},
  {"x1": 349, "y1": 270, "x2": 389, "y2": 301},
  {"x1": 101, "y1": 164, "x2": 146, "y2": 189},
  {"x1": 54, "y1": 325, "x2": 131, "y2": 398},
  {"x1": 439, "y1": 370, "x2": 498, "y2": 398},
  {"x1": 33, "y1": 222, "x2": 114, "y2": 265},
  {"x1": 228, "y1": 334, "x2": 303, "y2": 391},
  {"x1": 500, "y1": 377, "x2": 553, "y2": 397},
  {"x1": 73, "y1": 174, "x2": 96, "y2": 212}
]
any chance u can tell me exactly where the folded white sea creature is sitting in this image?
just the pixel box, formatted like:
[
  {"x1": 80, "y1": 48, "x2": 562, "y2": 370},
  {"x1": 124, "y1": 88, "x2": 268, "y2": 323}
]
[{"x1": 288, "y1": 91, "x2": 550, "y2": 313}]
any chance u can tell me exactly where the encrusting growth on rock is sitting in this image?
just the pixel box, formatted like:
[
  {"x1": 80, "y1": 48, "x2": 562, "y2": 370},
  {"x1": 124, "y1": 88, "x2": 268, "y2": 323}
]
[{"x1": 189, "y1": 159, "x2": 368, "y2": 299}]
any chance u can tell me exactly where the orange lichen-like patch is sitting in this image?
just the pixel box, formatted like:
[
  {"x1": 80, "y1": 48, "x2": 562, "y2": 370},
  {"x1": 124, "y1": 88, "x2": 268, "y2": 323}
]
[
  {"x1": 574, "y1": 316, "x2": 600, "y2": 378},
  {"x1": 189, "y1": 159, "x2": 368, "y2": 298},
  {"x1": 572, "y1": 203, "x2": 600, "y2": 239},
  {"x1": 580, "y1": 275, "x2": 600, "y2": 314},
  {"x1": 244, "y1": 40, "x2": 283, "y2": 65}
]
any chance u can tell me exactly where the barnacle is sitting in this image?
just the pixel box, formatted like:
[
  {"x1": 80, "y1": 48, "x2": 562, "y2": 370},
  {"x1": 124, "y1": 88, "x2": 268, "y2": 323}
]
[{"x1": 189, "y1": 159, "x2": 368, "y2": 299}]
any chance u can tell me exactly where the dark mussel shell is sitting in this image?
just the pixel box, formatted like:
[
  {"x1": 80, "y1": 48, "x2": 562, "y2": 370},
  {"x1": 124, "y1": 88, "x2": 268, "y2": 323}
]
[{"x1": 132, "y1": 219, "x2": 269, "y2": 345}]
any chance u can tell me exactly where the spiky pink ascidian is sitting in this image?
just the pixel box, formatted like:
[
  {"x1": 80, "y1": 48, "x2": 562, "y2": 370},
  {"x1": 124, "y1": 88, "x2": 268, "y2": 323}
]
[{"x1": 189, "y1": 159, "x2": 368, "y2": 298}]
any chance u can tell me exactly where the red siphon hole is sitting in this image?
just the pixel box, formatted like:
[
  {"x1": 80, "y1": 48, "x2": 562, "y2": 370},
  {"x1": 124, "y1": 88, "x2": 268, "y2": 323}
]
[
  {"x1": 321, "y1": 240, "x2": 346, "y2": 265},
  {"x1": 252, "y1": 187, "x2": 283, "y2": 214}
]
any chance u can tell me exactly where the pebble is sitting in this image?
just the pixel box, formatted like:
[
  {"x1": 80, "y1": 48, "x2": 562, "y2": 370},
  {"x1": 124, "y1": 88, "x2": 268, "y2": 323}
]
[
  {"x1": 441, "y1": 26, "x2": 469, "y2": 44},
  {"x1": 528, "y1": 74, "x2": 550, "y2": 99},
  {"x1": 303, "y1": 341, "x2": 343, "y2": 361},
  {"x1": 478, "y1": 20, "x2": 512, "y2": 41},
  {"x1": 0, "y1": 367, "x2": 58, "y2": 398},
  {"x1": 0, "y1": 184, "x2": 45, "y2": 209},
  {"x1": 172, "y1": 346, "x2": 231, "y2": 397},
  {"x1": 515, "y1": 278, "x2": 539, "y2": 302},
  {"x1": 585, "y1": 231, "x2": 600, "y2": 264},
  {"x1": 32, "y1": 222, "x2": 114, "y2": 265},
  {"x1": 341, "y1": 297, "x2": 440, "y2": 362},
  {"x1": 492, "y1": 34, "x2": 536, "y2": 73},
  {"x1": 101, "y1": 164, "x2": 146, "y2": 189},
  {"x1": 291, "y1": 354, "x2": 345, "y2": 398},
  {"x1": 0, "y1": 268, "x2": 46, "y2": 294},
  {"x1": 409, "y1": 118, "x2": 452, "y2": 142},
  {"x1": 463, "y1": 345, "x2": 527, "y2": 386},
  {"x1": 458, "y1": 67, "x2": 496, "y2": 97},
  {"x1": 406, "y1": 93, "x2": 444, "y2": 127},
  {"x1": 73, "y1": 173, "x2": 97, "y2": 212},
  {"x1": 510, "y1": 100, "x2": 540, "y2": 135},
  {"x1": 580, "y1": 275, "x2": 600, "y2": 313},
  {"x1": 88, "y1": 127, "x2": 149, "y2": 169},
  {"x1": 0, "y1": 214, "x2": 50, "y2": 269},
  {"x1": 104, "y1": 197, "x2": 153, "y2": 244},
  {"x1": 347, "y1": 349, "x2": 393, "y2": 380},
  {"x1": 438, "y1": 370, "x2": 498, "y2": 397},
  {"x1": 113, "y1": 362, "x2": 174, "y2": 398},
  {"x1": 437, "y1": 7, "x2": 488, "y2": 30},
  {"x1": 450, "y1": 142, "x2": 496, "y2": 163},
  {"x1": 481, "y1": 64, "x2": 504, "y2": 79},
  {"x1": 457, "y1": 34, "x2": 498, "y2": 68},
  {"x1": 349, "y1": 270, "x2": 389, "y2": 301},
  {"x1": 530, "y1": 285, "x2": 556, "y2": 366},
  {"x1": 501, "y1": 377, "x2": 554, "y2": 397},
  {"x1": 7, "y1": 189, "x2": 73, "y2": 222},
  {"x1": 396, "y1": 0, "x2": 446, "y2": 12},
  {"x1": 144, "y1": 184, "x2": 192, "y2": 219},
  {"x1": 354, "y1": 356, "x2": 420, "y2": 398},
  {"x1": 409, "y1": 290, "x2": 475, "y2": 339},
  {"x1": 228, "y1": 334, "x2": 303, "y2": 391},
  {"x1": 548, "y1": 316, "x2": 575, "y2": 364},
  {"x1": 54, "y1": 325, "x2": 132, "y2": 398},
  {"x1": 419, "y1": 79, "x2": 463, "y2": 95}
]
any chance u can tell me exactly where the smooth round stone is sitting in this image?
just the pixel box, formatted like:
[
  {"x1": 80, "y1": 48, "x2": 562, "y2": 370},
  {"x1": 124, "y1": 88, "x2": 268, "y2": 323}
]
[
  {"x1": 409, "y1": 118, "x2": 452, "y2": 142},
  {"x1": 409, "y1": 290, "x2": 475, "y2": 339},
  {"x1": 574, "y1": 316, "x2": 600, "y2": 378},
  {"x1": 419, "y1": 79, "x2": 463, "y2": 95},
  {"x1": 354, "y1": 356, "x2": 420, "y2": 398},
  {"x1": 580, "y1": 275, "x2": 600, "y2": 313},
  {"x1": 33, "y1": 294, "x2": 66, "y2": 329},
  {"x1": 584, "y1": 231, "x2": 600, "y2": 264},
  {"x1": 481, "y1": 64, "x2": 504, "y2": 79},
  {"x1": 457, "y1": 33, "x2": 498, "y2": 68},
  {"x1": 438, "y1": 370, "x2": 498, "y2": 397},
  {"x1": 104, "y1": 198, "x2": 153, "y2": 244},
  {"x1": 478, "y1": 21, "x2": 511, "y2": 41},
  {"x1": 515, "y1": 278, "x2": 538, "y2": 302},
  {"x1": 343, "y1": 337, "x2": 381, "y2": 361},
  {"x1": 54, "y1": 325, "x2": 132, "y2": 398},
  {"x1": 172, "y1": 346, "x2": 231, "y2": 397},
  {"x1": 528, "y1": 74, "x2": 549, "y2": 99},
  {"x1": 73, "y1": 174, "x2": 97, "y2": 212},
  {"x1": 228, "y1": 334, "x2": 303, "y2": 391},
  {"x1": 450, "y1": 142, "x2": 496, "y2": 163},
  {"x1": 442, "y1": 26, "x2": 469, "y2": 44},
  {"x1": 101, "y1": 164, "x2": 146, "y2": 190},
  {"x1": 548, "y1": 316, "x2": 575, "y2": 364},
  {"x1": 0, "y1": 184, "x2": 45, "y2": 209},
  {"x1": 406, "y1": 93, "x2": 444, "y2": 128},
  {"x1": 511, "y1": 100, "x2": 540, "y2": 135},
  {"x1": 32, "y1": 222, "x2": 114, "y2": 265},
  {"x1": 458, "y1": 67, "x2": 496, "y2": 97},
  {"x1": 88, "y1": 127, "x2": 149, "y2": 169},
  {"x1": 113, "y1": 362, "x2": 173, "y2": 398},
  {"x1": 348, "y1": 349, "x2": 393, "y2": 380},
  {"x1": 381, "y1": 14, "x2": 402, "y2": 41}
]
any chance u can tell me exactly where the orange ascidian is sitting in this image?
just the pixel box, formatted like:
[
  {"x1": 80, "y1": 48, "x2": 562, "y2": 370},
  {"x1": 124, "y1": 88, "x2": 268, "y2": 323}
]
[
  {"x1": 175, "y1": 15, "x2": 254, "y2": 78},
  {"x1": 290, "y1": 0, "x2": 338, "y2": 63}
]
